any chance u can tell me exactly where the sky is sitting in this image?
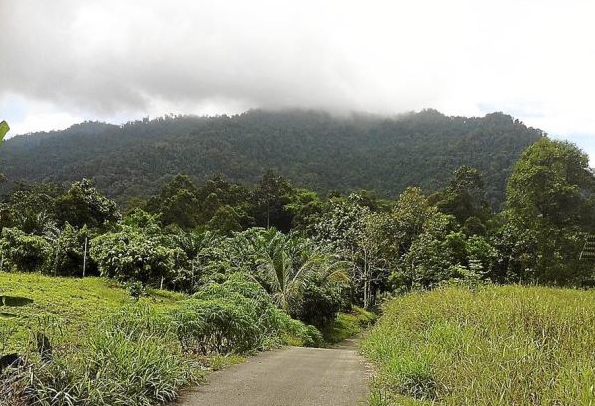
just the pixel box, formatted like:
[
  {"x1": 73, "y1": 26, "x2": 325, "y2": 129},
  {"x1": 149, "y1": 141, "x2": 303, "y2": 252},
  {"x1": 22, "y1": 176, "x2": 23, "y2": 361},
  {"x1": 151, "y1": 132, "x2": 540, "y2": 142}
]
[{"x1": 1, "y1": 0, "x2": 595, "y2": 158}]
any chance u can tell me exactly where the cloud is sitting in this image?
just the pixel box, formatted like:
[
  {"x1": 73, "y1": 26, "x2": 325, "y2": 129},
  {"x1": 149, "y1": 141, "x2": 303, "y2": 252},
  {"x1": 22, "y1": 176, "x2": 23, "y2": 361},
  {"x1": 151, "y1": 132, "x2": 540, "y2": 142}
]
[{"x1": 1, "y1": 0, "x2": 595, "y2": 144}]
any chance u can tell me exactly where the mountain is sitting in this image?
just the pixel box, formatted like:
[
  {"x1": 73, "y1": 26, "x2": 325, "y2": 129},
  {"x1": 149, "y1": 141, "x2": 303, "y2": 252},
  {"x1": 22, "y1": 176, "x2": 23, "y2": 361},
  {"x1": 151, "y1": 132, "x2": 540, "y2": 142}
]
[{"x1": 0, "y1": 109, "x2": 542, "y2": 206}]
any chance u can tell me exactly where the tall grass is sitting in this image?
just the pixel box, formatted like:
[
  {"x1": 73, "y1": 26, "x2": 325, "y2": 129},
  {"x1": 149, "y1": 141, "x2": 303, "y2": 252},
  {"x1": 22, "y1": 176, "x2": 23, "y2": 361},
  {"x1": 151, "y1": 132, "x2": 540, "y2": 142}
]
[
  {"x1": 361, "y1": 285, "x2": 595, "y2": 405},
  {"x1": 25, "y1": 306, "x2": 194, "y2": 406}
]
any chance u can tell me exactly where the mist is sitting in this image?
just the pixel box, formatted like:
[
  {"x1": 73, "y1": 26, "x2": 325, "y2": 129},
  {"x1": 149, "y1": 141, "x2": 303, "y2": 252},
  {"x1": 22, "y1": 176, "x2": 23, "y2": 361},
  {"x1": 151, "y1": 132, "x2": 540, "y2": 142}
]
[{"x1": 1, "y1": 0, "x2": 595, "y2": 145}]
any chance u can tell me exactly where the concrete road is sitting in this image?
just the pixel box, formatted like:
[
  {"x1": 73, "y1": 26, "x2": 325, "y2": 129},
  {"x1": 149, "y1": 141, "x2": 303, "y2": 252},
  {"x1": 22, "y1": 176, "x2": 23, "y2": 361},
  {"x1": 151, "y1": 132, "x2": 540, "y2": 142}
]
[{"x1": 178, "y1": 340, "x2": 370, "y2": 406}]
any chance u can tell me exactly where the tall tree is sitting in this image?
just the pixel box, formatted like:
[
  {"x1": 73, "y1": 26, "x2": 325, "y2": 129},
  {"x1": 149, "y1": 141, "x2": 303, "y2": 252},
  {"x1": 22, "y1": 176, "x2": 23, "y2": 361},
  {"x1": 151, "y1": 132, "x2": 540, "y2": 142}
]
[
  {"x1": 505, "y1": 138, "x2": 595, "y2": 284},
  {"x1": 429, "y1": 165, "x2": 490, "y2": 225},
  {"x1": 251, "y1": 171, "x2": 295, "y2": 231},
  {"x1": 147, "y1": 174, "x2": 201, "y2": 229},
  {"x1": 507, "y1": 138, "x2": 595, "y2": 228}
]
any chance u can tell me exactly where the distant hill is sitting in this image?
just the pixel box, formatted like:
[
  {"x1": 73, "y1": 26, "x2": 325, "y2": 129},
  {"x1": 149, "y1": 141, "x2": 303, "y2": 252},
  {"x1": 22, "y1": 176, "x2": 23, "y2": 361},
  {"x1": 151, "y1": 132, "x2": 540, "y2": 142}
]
[{"x1": 0, "y1": 109, "x2": 542, "y2": 206}]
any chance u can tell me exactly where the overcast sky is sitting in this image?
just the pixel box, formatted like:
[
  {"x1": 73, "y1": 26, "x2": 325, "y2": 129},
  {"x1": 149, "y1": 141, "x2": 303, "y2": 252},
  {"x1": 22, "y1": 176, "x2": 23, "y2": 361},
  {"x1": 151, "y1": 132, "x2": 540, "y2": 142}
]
[{"x1": 1, "y1": 1, "x2": 595, "y2": 158}]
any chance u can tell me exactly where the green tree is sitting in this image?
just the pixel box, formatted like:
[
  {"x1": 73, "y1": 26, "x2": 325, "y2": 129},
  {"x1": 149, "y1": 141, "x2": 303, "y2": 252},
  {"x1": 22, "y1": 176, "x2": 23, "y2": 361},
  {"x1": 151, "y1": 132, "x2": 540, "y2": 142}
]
[
  {"x1": 148, "y1": 174, "x2": 201, "y2": 229},
  {"x1": 401, "y1": 212, "x2": 460, "y2": 288},
  {"x1": 312, "y1": 194, "x2": 391, "y2": 308},
  {"x1": 251, "y1": 171, "x2": 295, "y2": 231},
  {"x1": 0, "y1": 182, "x2": 63, "y2": 234},
  {"x1": 90, "y1": 226, "x2": 182, "y2": 286},
  {"x1": 505, "y1": 138, "x2": 595, "y2": 284},
  {"x1": 507, "y1": 138, "x2": 595, "y2": 228},
  {"x1": 47, "y1": 223, "x2": 91, "y2": 276},
  {"x1": 429, "y1": 165, "x2": 490, "y2": 224},
  {"x1": 208, "y1": 205, "x2": 243, "y2": 235},
  {"x1": 57, "y1": 179, "x2": 120, "y2": 228},
  {"x1": 391, "y1": 187, "x2": 437, "y2": 256},
  {"x1": 256, "y1": 230, "x2": 348, "y2": 314}
]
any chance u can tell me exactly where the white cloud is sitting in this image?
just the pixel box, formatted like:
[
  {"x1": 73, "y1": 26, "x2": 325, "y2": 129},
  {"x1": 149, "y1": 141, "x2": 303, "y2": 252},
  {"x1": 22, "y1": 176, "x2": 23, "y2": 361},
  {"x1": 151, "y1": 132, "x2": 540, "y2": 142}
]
[{"x1": 1, "y1": 0, "x2": 595, "y2": 156}]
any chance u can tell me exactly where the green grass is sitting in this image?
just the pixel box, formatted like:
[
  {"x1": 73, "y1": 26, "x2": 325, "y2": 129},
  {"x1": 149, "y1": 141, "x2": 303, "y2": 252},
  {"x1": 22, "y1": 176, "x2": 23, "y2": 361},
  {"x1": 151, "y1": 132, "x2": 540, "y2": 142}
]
[
  {"x1": 208, "y1": 354, "x2": 246, "y2": 371},
  {"x1": 0, "y1": 272, "x2": 184, "y2": 352},
  {"x1": 361, "y1": 285, "x2": 595, "y2": 405},
  {"x1": 321, "y1": 306, "x2": 376, "y2": 345}
]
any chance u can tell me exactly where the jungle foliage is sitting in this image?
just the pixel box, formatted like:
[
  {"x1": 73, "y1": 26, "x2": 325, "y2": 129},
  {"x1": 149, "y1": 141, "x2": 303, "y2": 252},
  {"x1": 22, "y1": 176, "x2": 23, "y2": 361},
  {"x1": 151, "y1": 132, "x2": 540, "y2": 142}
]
[{"x1": 1, "y1": 137, "x2": 594, "y2": 313}]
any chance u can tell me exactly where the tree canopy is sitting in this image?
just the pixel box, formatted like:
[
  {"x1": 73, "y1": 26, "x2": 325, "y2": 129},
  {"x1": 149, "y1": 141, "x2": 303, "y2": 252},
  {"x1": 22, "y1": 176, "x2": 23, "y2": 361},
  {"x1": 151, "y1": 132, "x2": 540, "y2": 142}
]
[{"x1": 0, "y1": 110, "x2": 541, "y2": 207}]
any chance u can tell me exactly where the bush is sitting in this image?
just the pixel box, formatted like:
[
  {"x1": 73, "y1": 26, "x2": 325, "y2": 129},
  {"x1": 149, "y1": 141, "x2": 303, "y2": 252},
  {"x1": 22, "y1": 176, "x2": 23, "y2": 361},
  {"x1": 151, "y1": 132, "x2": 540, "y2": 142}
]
[
  {"x1": 49, "y1": 223, "x2": 91, "y2": 277},
  {"x1": 171, "y1": 273, "x2": 322, "y2": 354},
  {"x1": 0, "y1": 227, "x2": 51, "y2": 273},
  {"x1": 90, "y1": 228, "x2": 180, "y2": 285},
  {"x1": 292, "y1": 271, "x2": 346, "y2": 327},
  {"x1": 172, "y1": 297, "x2": 263, "y2": 354}
]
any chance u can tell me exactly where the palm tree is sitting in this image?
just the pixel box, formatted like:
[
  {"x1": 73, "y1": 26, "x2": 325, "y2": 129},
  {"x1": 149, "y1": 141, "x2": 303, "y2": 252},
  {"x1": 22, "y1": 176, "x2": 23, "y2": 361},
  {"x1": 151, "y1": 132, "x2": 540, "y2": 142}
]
[{"x1": 256, "y1": 230, "x2": 349, "y2": 312}]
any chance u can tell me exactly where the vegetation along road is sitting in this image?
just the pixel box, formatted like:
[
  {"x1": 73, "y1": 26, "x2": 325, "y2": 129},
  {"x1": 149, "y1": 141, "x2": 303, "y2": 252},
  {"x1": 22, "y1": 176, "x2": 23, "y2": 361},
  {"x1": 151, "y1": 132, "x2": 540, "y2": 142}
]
[{"x1": 179, "y1": 340, "x2": 369, "y2": 406}]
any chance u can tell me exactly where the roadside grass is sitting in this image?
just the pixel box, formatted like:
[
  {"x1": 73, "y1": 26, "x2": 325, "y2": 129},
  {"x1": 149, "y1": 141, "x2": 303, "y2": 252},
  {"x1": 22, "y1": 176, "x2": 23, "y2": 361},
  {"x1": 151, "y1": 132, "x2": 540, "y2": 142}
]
[
  {"x1": 321, "y1": 306, "x2": 376, "y2": 345},
  {"x1": 208, "y1": 354, "x2": 246, "y2": 371},
  {"x1": 0, "y1": 272, "x2": 320, "y2": 405},
  {"x1": 361, "y1": 285, "x2": 595, "y2": 405}
]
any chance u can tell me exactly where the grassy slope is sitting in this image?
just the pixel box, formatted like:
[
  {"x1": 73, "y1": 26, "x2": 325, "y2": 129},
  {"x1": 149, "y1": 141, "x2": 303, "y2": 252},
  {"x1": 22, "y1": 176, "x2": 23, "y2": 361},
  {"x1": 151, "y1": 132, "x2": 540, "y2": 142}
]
[
  {"x1": 362, "y1": 285, "x2": 595, "y2": 405},
  {"x1": 0, "y1": 272, "x2": 185, "y2": 352}
]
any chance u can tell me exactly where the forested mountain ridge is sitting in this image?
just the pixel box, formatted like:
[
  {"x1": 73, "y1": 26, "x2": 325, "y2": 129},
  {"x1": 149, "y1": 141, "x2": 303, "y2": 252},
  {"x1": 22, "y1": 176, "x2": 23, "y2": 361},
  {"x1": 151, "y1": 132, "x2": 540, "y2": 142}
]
[{"x1": 0, "y1": 109, "x2": 542, "y2": 206}]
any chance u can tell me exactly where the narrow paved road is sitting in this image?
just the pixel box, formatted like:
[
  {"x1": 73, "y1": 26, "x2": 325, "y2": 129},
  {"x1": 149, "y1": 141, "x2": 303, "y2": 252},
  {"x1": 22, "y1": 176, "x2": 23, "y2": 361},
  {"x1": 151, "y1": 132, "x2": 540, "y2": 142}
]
[{"x1": 178, "y1": 339, "x2": 369, "y2": 406}]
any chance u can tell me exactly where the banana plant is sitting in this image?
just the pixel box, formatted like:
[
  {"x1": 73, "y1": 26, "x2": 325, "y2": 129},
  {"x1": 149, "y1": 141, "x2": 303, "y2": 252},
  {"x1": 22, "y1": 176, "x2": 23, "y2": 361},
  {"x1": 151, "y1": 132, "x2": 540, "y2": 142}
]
[{"x1": 0, "y1": 121, "x2": 9, "y2": 142}]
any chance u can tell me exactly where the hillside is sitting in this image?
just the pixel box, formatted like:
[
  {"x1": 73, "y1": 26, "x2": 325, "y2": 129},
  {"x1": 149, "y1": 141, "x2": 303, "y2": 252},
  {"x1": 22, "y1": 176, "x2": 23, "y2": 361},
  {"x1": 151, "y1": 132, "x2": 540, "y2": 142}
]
[{"x1": 0, "y1": 109, "x2": 542, "y2": 205}]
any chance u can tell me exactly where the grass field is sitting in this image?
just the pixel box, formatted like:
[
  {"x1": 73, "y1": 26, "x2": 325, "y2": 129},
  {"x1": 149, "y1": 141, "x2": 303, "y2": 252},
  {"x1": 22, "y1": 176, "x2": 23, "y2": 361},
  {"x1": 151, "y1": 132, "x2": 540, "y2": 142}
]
[
  {"x1": 362, "y1": 285, "x2": 595, "y2": 405},
  {"x1": 0, "y1": 272, "x2": 184, "y2": 353}
]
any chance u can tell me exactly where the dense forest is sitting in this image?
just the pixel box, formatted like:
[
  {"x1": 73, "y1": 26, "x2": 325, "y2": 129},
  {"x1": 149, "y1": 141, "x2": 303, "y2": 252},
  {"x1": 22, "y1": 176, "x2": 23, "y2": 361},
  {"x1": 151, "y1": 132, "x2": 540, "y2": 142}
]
[
  {"x1": 1, "y1": 110, "x2": 591, "y2": 406},
  {"x1": 0, "y1": 109, "x2": 542, "y2": 207}
]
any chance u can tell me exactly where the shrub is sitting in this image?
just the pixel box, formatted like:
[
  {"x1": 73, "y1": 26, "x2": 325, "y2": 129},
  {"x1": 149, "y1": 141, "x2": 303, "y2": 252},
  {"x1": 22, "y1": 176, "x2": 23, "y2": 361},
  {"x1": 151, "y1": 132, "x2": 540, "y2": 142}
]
[
  {"x1": 48, "y1": 223, "x2": 91, "y2": 277},
  {"x1": 0, "y1": 227, "x2": 51, "y2": 273},
  {"x1": 172, "y1": 297, "x2": 262, "y2": 354},
  {"x1": 292, "y1": 271, "x2": 346, "y2": 327},
  {"x1": 171, "y1": 273, "x2": 322, "y2": 354},
  {"x1": 90, "y1": 228, "x2": 179, "y2": 285}
]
